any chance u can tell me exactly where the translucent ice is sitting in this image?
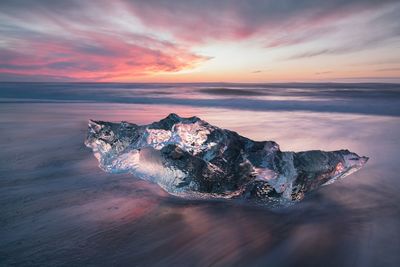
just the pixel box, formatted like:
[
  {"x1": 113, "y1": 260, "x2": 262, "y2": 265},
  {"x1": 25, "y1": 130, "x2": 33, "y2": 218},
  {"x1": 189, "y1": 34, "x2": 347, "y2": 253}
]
[{"x1": 85, "y1": 113, "x2": 368, "y2": 206}]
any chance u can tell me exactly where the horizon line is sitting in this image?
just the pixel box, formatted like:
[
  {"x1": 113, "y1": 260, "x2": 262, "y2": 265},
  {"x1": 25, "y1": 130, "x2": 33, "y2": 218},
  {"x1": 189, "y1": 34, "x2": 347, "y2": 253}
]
[{"x1": 1, "y1": 81, "x2": 400, "y2": 85}]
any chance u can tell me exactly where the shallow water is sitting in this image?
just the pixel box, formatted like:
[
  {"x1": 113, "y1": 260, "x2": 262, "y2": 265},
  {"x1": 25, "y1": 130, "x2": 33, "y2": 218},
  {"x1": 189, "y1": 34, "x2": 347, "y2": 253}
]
[{"x1": 1, "y1": 83, "x2": 400, "y2": 266}]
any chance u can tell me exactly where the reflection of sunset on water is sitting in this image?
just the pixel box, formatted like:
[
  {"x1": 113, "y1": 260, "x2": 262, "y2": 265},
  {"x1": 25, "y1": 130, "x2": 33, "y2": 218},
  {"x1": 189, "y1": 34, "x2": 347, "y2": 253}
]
[{"x1": 1, "y1": 83, "x2": 400, "y2": 266}]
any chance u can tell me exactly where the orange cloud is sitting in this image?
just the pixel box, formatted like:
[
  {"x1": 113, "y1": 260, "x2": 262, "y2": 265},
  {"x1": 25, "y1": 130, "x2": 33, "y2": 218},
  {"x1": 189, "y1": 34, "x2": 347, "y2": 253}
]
[
  {"x1": 0, "y1": 0, "x2": 399, "y2": 82},
  {"x1": 0, "y1": 28, "x2": 209, "y2": 81}
]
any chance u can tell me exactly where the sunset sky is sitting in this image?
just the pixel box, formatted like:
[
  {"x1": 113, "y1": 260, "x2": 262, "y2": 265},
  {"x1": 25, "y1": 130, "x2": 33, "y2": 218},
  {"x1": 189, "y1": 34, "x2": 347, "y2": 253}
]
[{"x1": 0, "y1": 0, "x2": 399, "y2": 82}]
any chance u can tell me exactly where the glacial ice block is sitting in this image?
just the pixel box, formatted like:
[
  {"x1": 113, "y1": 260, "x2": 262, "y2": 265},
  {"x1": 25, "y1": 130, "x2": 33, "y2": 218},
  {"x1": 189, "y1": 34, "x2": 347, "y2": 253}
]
[{"x1": 85, "y1": 113, "x2": 368, "y2": 205}]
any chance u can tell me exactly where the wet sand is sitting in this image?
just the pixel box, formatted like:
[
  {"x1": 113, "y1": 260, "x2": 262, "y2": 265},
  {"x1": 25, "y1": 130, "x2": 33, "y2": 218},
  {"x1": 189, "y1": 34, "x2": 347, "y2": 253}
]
[{"x1": 1, "y1": 83, "x2": 400, "y2": 266}]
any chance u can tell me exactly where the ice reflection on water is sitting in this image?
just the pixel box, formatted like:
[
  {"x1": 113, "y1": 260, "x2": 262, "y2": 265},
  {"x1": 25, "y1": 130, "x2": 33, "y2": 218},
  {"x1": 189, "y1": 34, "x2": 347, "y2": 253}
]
[{"x1": 1, "y1": 91, "x2": 400, "y2": 266}]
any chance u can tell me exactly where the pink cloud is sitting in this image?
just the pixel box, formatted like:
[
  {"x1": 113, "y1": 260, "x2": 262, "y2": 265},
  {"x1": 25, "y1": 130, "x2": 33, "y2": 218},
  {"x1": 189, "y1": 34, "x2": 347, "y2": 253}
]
[
  {"x1": 0, "y1": 0, "x2": 398, "y2": 81},
  {"x1": 0, "y1": 30, "x2": 209, "y2": 81},
  {"x1": 123, "y1": 0, "x2": 396, "y2": 44}
]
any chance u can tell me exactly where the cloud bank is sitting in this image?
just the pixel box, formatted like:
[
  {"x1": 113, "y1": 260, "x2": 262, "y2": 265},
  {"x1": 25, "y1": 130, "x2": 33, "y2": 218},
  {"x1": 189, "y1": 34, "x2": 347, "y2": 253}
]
[{"x1": 0, "y1": 0, "x2": 399, "y2": 81}]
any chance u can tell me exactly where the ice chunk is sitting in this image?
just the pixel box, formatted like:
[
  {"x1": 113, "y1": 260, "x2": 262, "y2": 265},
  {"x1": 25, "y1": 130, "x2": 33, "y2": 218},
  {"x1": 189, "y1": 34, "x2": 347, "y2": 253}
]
[{"x1": 85, "y1": 113, "x2": 368, "y2": 206}]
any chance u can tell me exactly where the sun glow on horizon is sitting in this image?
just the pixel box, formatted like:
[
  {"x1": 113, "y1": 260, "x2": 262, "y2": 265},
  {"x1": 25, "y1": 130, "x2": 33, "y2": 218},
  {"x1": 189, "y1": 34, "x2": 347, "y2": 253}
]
[{"x1": 0, "y1": 0, "x2": 399, "y2": 83}]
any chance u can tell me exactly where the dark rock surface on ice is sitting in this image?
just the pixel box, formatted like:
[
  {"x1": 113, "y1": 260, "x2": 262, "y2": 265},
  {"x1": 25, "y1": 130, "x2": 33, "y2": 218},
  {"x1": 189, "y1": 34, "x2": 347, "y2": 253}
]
[{"x1": 85, "y1": 113, "x2": 368, "y2": 206}]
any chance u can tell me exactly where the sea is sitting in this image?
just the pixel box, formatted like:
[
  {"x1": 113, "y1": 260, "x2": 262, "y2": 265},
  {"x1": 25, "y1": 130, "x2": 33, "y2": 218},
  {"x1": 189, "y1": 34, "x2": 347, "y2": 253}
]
[{"x1": 1, "y1": 82, "x2": 400, "y2": 266}]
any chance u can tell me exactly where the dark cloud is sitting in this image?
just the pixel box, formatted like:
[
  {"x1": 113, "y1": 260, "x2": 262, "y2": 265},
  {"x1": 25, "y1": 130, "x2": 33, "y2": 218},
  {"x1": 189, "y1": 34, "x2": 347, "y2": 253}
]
[
  {"x1": 285, "y1": 3, "x2": 400, "y2": 59},
  {"x1": 1, "y1": 0, "x2": 397, "y2": 44},
  {"x1": 122, "y1": 0, "x2": 398, "y2": 43}
]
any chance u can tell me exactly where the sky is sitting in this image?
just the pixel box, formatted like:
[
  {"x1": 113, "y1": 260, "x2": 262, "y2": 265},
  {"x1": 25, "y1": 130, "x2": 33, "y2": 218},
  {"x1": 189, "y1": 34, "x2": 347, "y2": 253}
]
[{"x1": 0, "y1": 0, "x2": 399, "y2": 82}]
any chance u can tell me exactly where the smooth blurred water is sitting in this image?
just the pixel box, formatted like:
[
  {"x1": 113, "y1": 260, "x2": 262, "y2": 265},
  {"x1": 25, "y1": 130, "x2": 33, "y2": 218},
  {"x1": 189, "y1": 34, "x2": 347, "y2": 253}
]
[{"x1": 1, "y1": 83, "x2": 400, "y2": 266}]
